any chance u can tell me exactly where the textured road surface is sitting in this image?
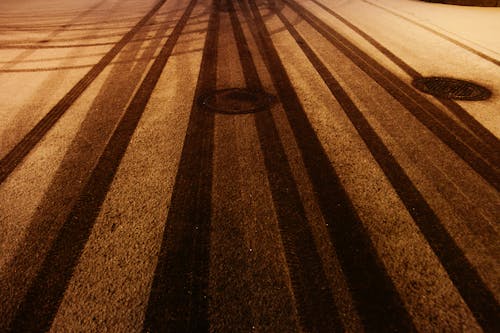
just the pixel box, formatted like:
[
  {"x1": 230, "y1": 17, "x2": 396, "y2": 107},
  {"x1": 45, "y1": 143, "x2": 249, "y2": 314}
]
[{"x1": 0, "y1": 0, "x2": 499, "y2": 331}]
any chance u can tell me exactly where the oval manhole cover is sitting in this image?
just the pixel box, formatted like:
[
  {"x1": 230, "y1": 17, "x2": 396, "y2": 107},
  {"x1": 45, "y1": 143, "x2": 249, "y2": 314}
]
[
  {"x1": 412, "y1": 77, "x2": 491, "y2": 101},
  {"x1": 200, "y1": 88, "x2": 275, "y2": 114}
]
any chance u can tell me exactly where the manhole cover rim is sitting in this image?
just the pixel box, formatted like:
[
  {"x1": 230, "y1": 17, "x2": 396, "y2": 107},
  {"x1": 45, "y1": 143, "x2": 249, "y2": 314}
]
[{"x1": 412, "y1": 76, "x2": 492, "y2": 101}]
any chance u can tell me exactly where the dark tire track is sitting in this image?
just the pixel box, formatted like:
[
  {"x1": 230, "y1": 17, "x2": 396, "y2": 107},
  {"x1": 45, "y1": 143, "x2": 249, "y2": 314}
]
[
  {"x1": 0, "y1": 0, "x2": 109, "y2": 71},
  {"x1": 309, "y1": 0, "x2": 500, "y2": 157},
  {"x1": 0, "y1": 0, "x2": 169, "y2": 185},
  {"x1": 283, "y1": 0, "x2": 499, "y2": 191},
  {"x1": 6, "y1": 0, "x2": 197, "y2": 330},
  {"x1": 240, "y1": 0, "x2": 416, "y2": 331},
  {"x1": 142, "y1": 0, "x2": 219, "y2": 331},
  {"x1": 228, "y1": 0, "x2": 343, "y2": 331},
  {"x1": 276, "y1": 7, "x2": 500, "y2": 332},
  {"x1": 0, "y1": 5, "x2": 176, "y2": 330},
  {"x1": 361, "y1": 0, "x2": 500, "y2": 67}
]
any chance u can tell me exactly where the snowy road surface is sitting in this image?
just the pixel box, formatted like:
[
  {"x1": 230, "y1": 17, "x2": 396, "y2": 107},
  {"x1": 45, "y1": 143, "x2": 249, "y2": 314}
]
[{"x1": 0, "y1": 0, "x2": 499, "y2": 331}]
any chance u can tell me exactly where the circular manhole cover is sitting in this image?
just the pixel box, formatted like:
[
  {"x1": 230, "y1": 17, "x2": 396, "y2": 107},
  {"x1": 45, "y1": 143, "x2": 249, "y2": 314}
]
[
  {"x1": 412, "y1": 77, "x2": 491, "y2": 101},
  {"x1": 200, "y1": 88, "x2": 275, "y2": 114}
]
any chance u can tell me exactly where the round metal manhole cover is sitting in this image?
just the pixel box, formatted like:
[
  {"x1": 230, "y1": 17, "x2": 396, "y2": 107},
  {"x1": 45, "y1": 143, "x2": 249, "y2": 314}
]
[
  {"x1": 412, "y1": 77, "x2": 491, "y2": 101},
  {"x1": 200, "y1": 88, "x2": 275, "y2": 114}
]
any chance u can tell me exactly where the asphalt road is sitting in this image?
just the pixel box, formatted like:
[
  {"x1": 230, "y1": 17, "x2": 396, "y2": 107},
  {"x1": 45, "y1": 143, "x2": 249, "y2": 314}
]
[{"x1": 0, "y1": 0, "x2": 499, "y2": 332}]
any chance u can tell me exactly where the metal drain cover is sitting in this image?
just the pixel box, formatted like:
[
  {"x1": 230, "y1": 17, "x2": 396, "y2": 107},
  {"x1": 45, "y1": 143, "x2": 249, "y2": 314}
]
[
  {"x1": 200, "y1": 88, "x2": 275, "y2": 114},
  {"x1": 412, "y1": 77, "x2": 491, "y2": 101}
]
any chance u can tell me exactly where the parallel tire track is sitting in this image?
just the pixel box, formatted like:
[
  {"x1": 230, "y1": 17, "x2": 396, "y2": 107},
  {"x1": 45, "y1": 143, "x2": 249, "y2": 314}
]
[
  {"x1": 283, "y1": 0, "x2": 500, "y2": 191},
  {"x1": 275, "y1": 7, "x2": 500, "y2": 332},
  {"x1": 240, "y1": 0, "x2": 416, "y2": 331},
  {"x1": 142, "y1": 0, "x2": 219, "y2": 331},
  {"x1": 361, "y1": 0, "x2": 500, "y2": 67},
  {"x1": 309, "y1": 0, "x2": 500, "y2": 157},
  {"x1": 2, "y1": 0, "x2": 498, "y2": 332},
  {"x1": 6, "y1": 0, "x2": 197, "y2": 330},
  {"x1": 0, "y1": 0, "x2": 109, "y2": 62},
  {"x1": 0, "y1": 0, "x2": 169, "y2": 184},
  {"x1": 228, "y1": 0, "x2": 343, "y2": 331}
]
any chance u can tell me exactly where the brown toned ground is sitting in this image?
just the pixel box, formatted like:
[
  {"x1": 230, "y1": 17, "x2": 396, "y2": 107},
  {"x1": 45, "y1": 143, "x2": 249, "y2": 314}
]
[{"x1": 0, "y1": 0, "x2": 498, "y2": 332}]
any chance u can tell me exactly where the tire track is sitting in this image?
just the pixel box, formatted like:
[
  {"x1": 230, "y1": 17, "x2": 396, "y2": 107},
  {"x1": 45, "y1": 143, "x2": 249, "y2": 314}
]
[
  {"x1": 0, "y1": 0, "x2": 109, "y2": 70},
  {"x1": 283, "y1": 0, "x2": 499, "y2": 191},
  {"x1": 0, "y1": 5, "x2": 170, "y2": 28},
  {"x1": 275, "y1": 7, "x2": 499, "y2": 332},
  {"x1": 0, "y1": 2, "x2": 177, "y2": 327},
  {"x1": 309, "y1": 0, "x2": 500, "y2": 157},
  {"x1": 0, "y1": 15, "x2": 193, "y2": 34},
  {"x1": 240, "y1": 0, "x2": 416, "y2": 331},
  {"x1": 0, "y1": 41, "x2": 124, "y2": 49},
  {"x1": 0, "y1": 0, "x2": 170, "y2": 185},
  {"x1": 6, "y1": 0, "x2": 197, "y2": 330},
  {"x1": 142, "y1": 0, "x2": 219, "y2": 331},
  {"x1": 228, "y1": 0, "x2": 343, "y2": 331},
  {"x1": 0, "y1": 26, "x2": 206, "y2": 51},
  {"x1": 0, "y1": 30, "x2": 146, "y2": 46},
  {"x1": 0, "y1": 4, "x2": 148, "y2": 18},
  {"x1": 361, "y1": 0, "x2": 500, "y2": 67},
  {"x1": 0, "y1": 29, "x2": 206, "y2": 73},
  {"x1": 1, "y1": 0, "x2": 497, "y2": 331}
]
